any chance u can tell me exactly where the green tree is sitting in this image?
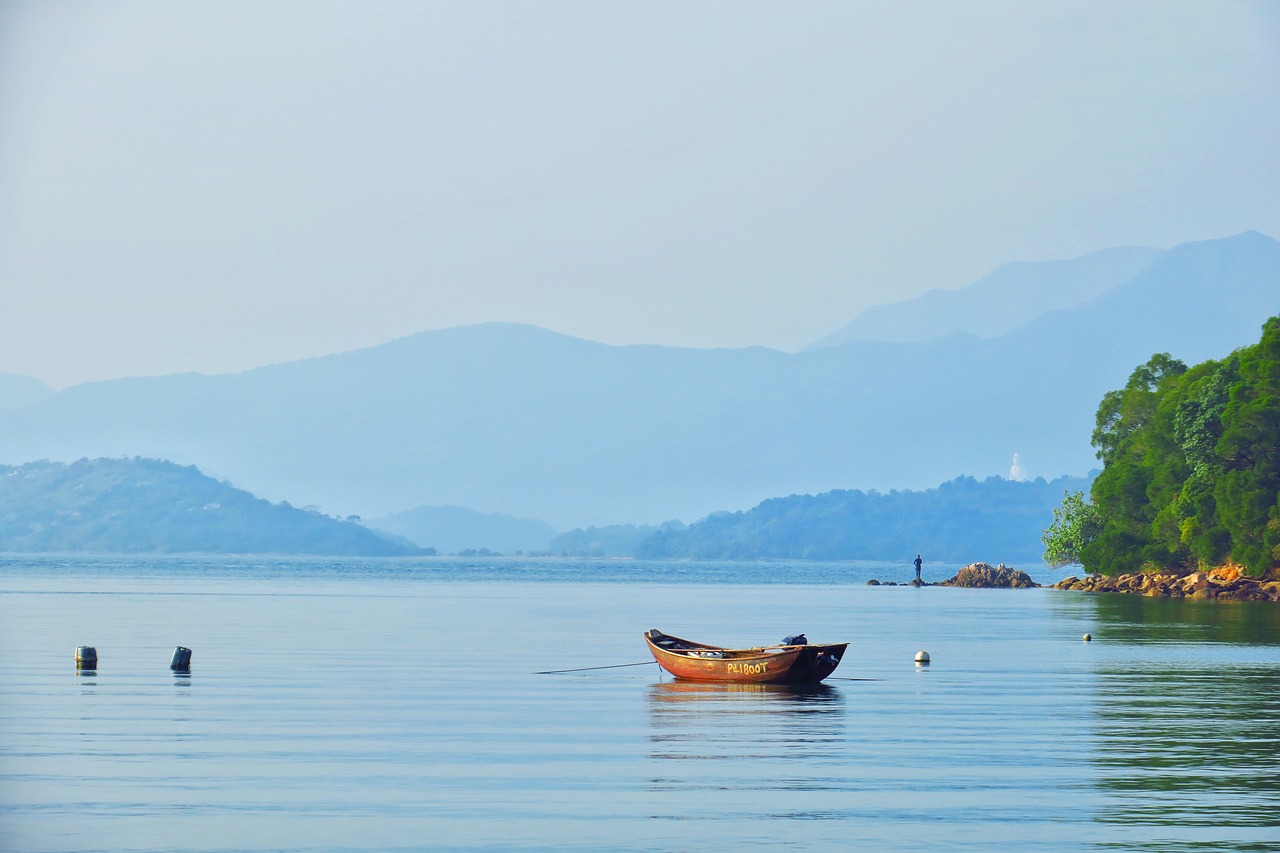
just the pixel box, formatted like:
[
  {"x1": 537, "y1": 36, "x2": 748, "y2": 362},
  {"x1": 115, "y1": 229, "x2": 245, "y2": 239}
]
[
  {"x1": 1084, "y1": 354, "x2": 1187, "y2": 572},
  {"x1": 1042, "y1": 490, "x2": 1102, "y2": 567},
  {"x1": 1079, "y1": 317, "x2": 1280, "y2": 577},
  {"x1": 1213, "y1": 316, "x2": 1280, "y2": 574},
  {"x1": 1091, "y1": 353, "x2": 1187, "y2": 466}
]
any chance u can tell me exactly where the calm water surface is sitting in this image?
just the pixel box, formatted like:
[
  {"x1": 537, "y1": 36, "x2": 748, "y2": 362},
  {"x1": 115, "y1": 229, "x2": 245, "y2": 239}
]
[{"x1": 0, "y1": 556, "x2": 1277, "y2": 852}]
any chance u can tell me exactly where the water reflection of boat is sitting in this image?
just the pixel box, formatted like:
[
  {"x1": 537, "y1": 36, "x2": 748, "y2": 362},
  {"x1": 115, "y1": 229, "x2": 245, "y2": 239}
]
[
  {"x1": 644, "y1": 629, "x2": 847, "y2": 684},
  {"x1": 649, "y1": 679, "x2": 840, "y2": 704},
  {"x1": 646, "y1": 680, "x2": 845, "y2": 768}
]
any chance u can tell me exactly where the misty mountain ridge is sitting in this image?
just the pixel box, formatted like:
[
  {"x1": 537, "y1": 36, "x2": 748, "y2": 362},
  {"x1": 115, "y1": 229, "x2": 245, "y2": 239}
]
[
  {"x1": 632, "y1": 473, "x2": 1095, "y2": 564},
  {"x1": 546, "y1": 471, "x2": 1093, "y2": 563},
  {"x1": 0, "y1": 373, "x2": 54, "y2": 410},
  {"x1": 0, "y1": 230, "x2": 1274, "y2": 529},
  {"x1": 0, "y1": 458, "x2": 420, "y2": 555},
  {"x1": 0, "y1": 456, "x2": 1083, "y2": 561},
  {"x1": 806, "y1": 243, "x2": 1163, "y2": 348}
]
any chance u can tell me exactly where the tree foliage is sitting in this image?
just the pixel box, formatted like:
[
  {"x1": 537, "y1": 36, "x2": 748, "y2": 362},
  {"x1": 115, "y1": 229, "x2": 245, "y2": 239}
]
[
  {"x1": 1065, "y1": 316, "x2": 1280, "y2": 576},
  {"x1": 1041, "y1": 490, "x2": 1102, "y2": 567}
]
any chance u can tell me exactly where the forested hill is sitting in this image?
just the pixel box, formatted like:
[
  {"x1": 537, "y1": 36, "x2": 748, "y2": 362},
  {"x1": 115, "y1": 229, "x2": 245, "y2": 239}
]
[
  {"x1": 632, "y1": 474, "x2": 1093, "y2": 563},
  {"x1": 0, "y1": 458, "x2": 421, "y2": 555},
  {"x1": 1079, "y1": 315, "x2": 1280, "y2": 576}
]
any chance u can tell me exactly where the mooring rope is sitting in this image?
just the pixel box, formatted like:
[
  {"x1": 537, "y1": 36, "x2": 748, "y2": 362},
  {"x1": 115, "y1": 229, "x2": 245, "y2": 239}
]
[
  {"x1": 534, "y1": 661, "x2": 656, "y2": 675},
  {"x1": 534, "y1": 663, "x2": 879, "y2": 681}
]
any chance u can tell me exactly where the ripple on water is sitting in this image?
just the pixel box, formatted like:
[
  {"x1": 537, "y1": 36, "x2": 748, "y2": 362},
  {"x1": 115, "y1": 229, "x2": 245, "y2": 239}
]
[{"x1": 0, "y1": 558, "x2": 1277, "y2": 852}]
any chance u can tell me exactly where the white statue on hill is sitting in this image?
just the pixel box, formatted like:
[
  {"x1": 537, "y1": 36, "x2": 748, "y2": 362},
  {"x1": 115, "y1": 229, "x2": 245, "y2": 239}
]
[{"x1": 1009, "y1": 452, "x2": 1028, "y2": 481}]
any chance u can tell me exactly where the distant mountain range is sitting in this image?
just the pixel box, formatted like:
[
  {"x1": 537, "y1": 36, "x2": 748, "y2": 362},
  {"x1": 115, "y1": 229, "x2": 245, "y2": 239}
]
[
  {"x1": 0, "y1": 458, "x2": 419, "y2": 555},
  {"x1": 0, "y1": 230, "x2": 1275, "y2": 530},
  {"x1": 0, "y1": 457, "x2": 1084, "y2": 561},
  {"x1": 631, "y1": 473, "x2": 1093, "y2": 564},
  {"x1": 0, "y1": 373, "x2": 54, "y2": 410},
  {"x1": 546, "y1": 472, "x2": 1089, "y2": 564},
  {"x1": 806, "y1": 244, "x2": 1163, "y2": 348}
]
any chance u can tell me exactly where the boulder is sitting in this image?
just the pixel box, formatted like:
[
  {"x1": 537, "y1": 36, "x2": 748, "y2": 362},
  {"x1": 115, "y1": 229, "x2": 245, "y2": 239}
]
[
  {"x1": 942, "y1": 562, "x2": 1040, "y2": 589},
  {"x1": 1182, "y1": 572, "x2": 1210, "y2": 594},
  {"x1": 1210, "y1": 565, "x2": 1244, "y2": 583}
]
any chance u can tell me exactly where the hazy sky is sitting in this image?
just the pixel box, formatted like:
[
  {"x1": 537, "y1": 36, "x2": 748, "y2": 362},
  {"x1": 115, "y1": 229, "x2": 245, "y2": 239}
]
[{"x1": 3, "y1": 1, "x2": 1278, "y2": 388}]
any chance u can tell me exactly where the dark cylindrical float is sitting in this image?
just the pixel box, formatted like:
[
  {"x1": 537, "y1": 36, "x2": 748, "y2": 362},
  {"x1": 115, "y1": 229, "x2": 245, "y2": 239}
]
[
  {"x1": 170, "y1": 646, "x2": 192, "y2": 671},
  {"x1": 75, "y1": 646, "x2": 97, "y2": 669}
]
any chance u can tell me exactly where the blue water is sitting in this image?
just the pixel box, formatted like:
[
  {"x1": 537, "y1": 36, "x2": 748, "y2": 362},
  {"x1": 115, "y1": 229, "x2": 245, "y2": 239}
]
[{"x1": 1, "y1": 556, "x2": 1277, "y2": 852}]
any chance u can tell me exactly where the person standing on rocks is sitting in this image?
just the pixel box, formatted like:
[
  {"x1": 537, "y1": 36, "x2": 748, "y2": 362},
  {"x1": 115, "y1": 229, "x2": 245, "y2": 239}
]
[{"x1": 914, "y1": 554, "x2": 923, "y2": 582}]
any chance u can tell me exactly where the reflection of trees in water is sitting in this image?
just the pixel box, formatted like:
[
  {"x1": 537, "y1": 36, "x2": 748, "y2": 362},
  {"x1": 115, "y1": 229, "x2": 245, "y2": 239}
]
[
  {"x1": 1093, "y1": 664, "x2": 1280, "y2": 831},
  {"x1": 1089, "y1": 594, "x2": 1280, "y2": 646},
  {"x1": 1088, "y1": 596, "x2": 1280, "y2": 837}
]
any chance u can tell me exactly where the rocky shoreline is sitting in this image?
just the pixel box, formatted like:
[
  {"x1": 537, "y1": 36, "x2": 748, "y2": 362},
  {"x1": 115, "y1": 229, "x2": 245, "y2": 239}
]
[
  {"x1": 1049, "y1": 566, "x2": 1280, "y2": 602},
  {"x1": 868, "y1": 562, "x2": 1280, "y2": 601}
]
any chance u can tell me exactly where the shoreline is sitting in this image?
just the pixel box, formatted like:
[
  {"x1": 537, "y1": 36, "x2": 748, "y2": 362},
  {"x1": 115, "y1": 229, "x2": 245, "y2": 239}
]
[
  {"x1": 869, "y1": 562, "x2": 1280, "y2": 602},
  {"x1": 1049, "y1": 567, "x2": 1280, "y2": 602}
]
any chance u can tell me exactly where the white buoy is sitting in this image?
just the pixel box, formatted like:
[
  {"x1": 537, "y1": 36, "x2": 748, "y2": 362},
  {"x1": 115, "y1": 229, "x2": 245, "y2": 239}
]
[
  {"x1": 1083, "y1": 633, "x2": 1092, "y2": 642},
  {"x1": 914, "y1": 650, "x2": 930, "y2": 664}
]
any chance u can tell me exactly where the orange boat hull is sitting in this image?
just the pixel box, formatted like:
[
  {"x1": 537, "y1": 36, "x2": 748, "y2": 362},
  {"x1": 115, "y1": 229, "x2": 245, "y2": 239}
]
[{"x1": 644, "y1": 630, "x2": 847, "y2": 684}]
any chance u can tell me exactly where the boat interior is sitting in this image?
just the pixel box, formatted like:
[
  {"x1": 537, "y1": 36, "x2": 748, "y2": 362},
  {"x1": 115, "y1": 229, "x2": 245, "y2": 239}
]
[{"x1": 645, "y1": 629, "x2": 805, "y2": 659}]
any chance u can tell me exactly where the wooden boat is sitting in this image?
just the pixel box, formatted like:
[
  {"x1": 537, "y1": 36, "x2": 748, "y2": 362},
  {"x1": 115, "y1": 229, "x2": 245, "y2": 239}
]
[{"x1": 644, "y1": 629, "x2": 847, "y2": 684}]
